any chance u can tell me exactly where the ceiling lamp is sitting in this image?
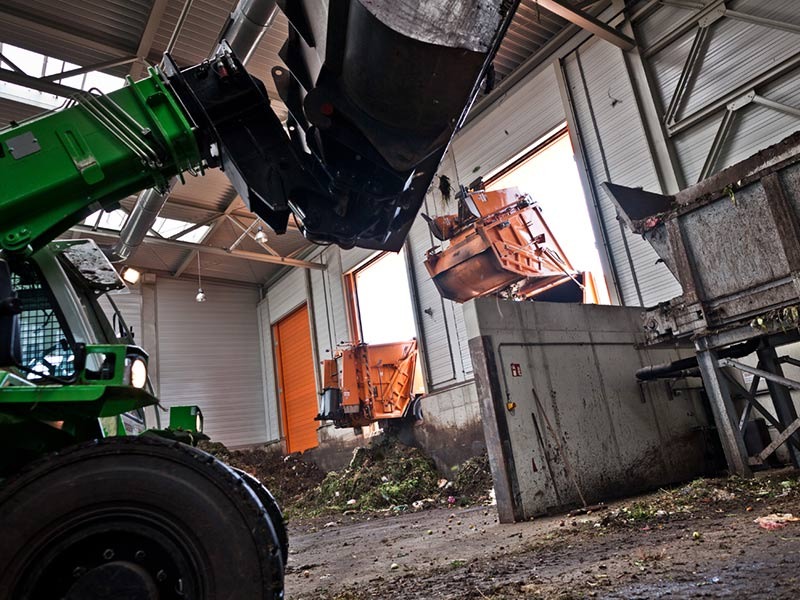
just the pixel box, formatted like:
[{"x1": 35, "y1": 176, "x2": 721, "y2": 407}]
[
  {"x1": 120, "y1": 266, "x2": 141, "y2": 284},
  {"x1": 195, "y1": 253, "x2": 207, "y2": 303},
  {"x1": 254, "y1": 226, "x2": 267, "y2": 243}
]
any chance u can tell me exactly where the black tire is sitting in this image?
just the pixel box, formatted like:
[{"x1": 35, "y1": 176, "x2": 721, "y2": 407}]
[
  {"x1": 0, "y1": 436, "x2": 284, "y2": 600},
  {"x1": 234, "y1": 469, "x2": 289, "y2": 566}
]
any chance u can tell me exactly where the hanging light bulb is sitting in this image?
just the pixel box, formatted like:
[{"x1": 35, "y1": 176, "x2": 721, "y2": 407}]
[
  {"x1": 195, "y1": 253, "x2": 207, "y2": 303},
  {"x1": 254, "y1": 225, "x2": 267, "y2": 244}
]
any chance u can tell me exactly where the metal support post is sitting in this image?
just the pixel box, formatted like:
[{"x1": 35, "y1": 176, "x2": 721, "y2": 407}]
[
  {"x1": 756, "y1": 345, "x2": 800, "y2": 468},
  {"x1": 695, "y1": 345, "x2": 752, "y2": 477}
]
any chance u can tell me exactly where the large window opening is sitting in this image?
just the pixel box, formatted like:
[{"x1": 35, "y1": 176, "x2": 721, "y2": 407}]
[
  {"x1": 345, "y1": 248, "x2": 425, "y2": 393},
  {"x1": 347, "y1": 248, "x2": 417, "y2": 345},
  {"x1": 487, "y1": 126, "x2": 611, "y2": 304}
]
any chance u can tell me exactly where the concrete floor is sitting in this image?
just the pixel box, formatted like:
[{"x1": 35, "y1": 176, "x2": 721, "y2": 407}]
[{"x1": 285, "y1": 473, "x2": 800, "y2": 599}]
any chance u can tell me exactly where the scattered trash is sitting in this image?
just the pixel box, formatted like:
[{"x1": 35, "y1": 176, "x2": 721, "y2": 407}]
[
  {"x1": 692, "y1": 531, "x2": 702, "y2": 541},
  {"x1": 346, "y1": 499, "x2": 357, "y2": 506},
  {"x1": 754, "y1": 513, "x2": 800, "y2": 530},
  {"x1": 567, "y1": 503, "x2": 608, "y2": 518},
  {"x1": 390, "y1": 563, "x2": 400, "y2": 571}
]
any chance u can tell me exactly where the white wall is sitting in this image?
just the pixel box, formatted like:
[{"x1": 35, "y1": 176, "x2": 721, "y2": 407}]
[{"x1": 141, "y1": 277, "x2": 270, "y2": 448}]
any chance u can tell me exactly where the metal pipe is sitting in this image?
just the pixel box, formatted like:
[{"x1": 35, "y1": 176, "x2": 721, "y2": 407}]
[
  {"x1": 111, "y1": 0, "x2": 279, "y2": 262},
  {"x1": 110, "y1": 185, "x2": 173, "y2": 261},
  {"x1": 636, "y1": 339, "x2": 759, "y2": 381},
  {"x1": 165, "y1": 0, "x2": 196, "y2": 56},
  {"x1": 218, "y1": 0, "x2": 278, "y2": 64}
]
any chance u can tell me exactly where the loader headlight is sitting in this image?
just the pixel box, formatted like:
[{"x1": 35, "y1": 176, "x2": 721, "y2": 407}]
[{"x1": 129, "y1": 357, "x2": 148, "y2": 389}]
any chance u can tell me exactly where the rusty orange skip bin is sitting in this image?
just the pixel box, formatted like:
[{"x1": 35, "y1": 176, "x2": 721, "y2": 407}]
[
  {"x1": 423, "y1": 187, "x2": 589, "y2": 304},
  {"x1": 317, "y1": 340, "x2": 420, "y2": 429}
]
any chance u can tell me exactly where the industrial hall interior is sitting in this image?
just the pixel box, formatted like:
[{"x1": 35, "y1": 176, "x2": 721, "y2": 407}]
[{"x1": 3, "y1": 0, "x2": 800, "y2": 598}]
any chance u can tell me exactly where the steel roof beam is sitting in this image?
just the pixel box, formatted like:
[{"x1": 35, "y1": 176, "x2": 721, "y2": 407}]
[
  {"x1": 0, "y1": 69, "x2": 80, "y2": 98},
  {"x1": 131, "y1": 0, "x2": 171, "y2": 79},
  {"x1": 70, "y1": 225, "x2": 325, "y2": 270},
  {"x1": 40, "y1": 56, "x2": 138, "y2": 82},
  {"x1": 534, "y1": 0, "x2": 635, "y2": 50}
]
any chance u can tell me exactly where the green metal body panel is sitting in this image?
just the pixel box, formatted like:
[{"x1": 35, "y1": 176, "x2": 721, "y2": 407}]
[
  {"x1": 0, "y1": 69, "x2": 201, "y2": 253},
  {"x1": 169, "y1": 405, "x2": 204, "y2": 433},
  {"x1": 0, "y1": 344, "x2": 157, "y2": 417}
]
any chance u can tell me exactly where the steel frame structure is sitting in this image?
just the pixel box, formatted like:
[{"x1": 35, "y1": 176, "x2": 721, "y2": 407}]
[
  {"x1": 695, "y1": 331, "x2": 800, "y2": 477},
  {"x1": 630, "y1": 0, "x2": 800, "y2": 183}
]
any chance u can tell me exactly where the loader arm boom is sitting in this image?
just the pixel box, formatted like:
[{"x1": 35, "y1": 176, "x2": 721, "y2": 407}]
[
  {"x1": 0, "y1": 0, "x2": 518, "y2": 255},
  {"x1": 0, "y1": 70, "x2": 201, "y2": 255}
]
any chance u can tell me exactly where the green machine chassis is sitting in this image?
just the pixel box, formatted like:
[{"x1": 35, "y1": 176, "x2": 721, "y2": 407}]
[{"x1": 0, "y1": 51, "x2": 288, "y2": 599}]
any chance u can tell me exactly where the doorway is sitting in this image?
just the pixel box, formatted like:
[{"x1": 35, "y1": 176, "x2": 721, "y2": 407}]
[{"x1": 273, "y1": 304, "x2": 318, "y2": 453}]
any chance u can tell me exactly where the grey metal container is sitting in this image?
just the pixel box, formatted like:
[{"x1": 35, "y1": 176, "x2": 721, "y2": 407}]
[{"x1": 603, "y1": 131, "x2": 800, "y2": 343}]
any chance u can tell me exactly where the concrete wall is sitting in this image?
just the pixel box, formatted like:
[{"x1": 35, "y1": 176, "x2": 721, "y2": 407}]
[
  {"x1": 406, "y1": 382, "x2": 485, "y2": 473},
  {"x1": 464, "y1": 299, "x2": 718, "y2": 522}
]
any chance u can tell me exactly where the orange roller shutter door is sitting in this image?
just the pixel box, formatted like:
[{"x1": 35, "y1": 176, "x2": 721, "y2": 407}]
[{"x1": 274, "y1": 304, "x2": 319, "y2": 454}]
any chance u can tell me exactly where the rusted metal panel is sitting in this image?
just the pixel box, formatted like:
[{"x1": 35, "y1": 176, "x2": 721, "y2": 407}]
[{"x1": 604, "y1": 131, "x2": 800, "y2": 342}]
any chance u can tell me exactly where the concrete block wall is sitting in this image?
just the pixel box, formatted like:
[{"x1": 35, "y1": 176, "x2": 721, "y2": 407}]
[{"x1": 409, "y1": 382, "x2": 486, "y2": 473}]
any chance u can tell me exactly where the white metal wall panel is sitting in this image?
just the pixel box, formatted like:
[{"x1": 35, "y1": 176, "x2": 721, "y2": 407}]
[
  {"x1": 322, "y1": 247, "x2": 350, "y2": 346},
  {"x1": 451, "y1": 64, "x2": 566, "y2": 180},
  {"x1": 155, "y1": 279, "x2": 268, "y2": 448},
  {"x1": 267, "y1": 268, "x2": 307, "y2": 323},
  {"x1": 406, "y1": 207, "x2": 459, "y2": 387},
  {"x1": 308, "y1": 252, "x2": 334, "y2": 367},
  {"x1": 563, "y1": 39, "x2": 682, "y2": 306},
  {"x1": 340, "y1": 247, "x2": 378, "y2": 273},
  {"x1": 452, "y1": 301, "x2": 473, "y2": 376},
  {"x1": 642, "y1": 0, "x2": 800, "y2": 184},
  {"x1": 256, "y1": 299, "x2": 281, "y2": 442},
  {"x1": 671, "y1": 113, "x2": 725, "y2": 185},
  {"x1": 718, "y1": 70, "x2": 800, "y2": 172},
  {"x1": 635, "y1": 3, "x2": 694, "y2": 49},
  {"x1": 100, "y1": 287, "x2": 143, "y2": 346}
]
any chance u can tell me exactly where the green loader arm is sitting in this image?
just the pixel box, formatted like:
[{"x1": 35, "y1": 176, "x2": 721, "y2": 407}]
[{"x1": 0, "y1": 69, "x2": 201, "y2": 254}]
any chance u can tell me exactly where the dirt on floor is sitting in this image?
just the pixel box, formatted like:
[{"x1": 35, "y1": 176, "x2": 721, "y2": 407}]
[{"x1": 284, "y1": 469, "x2": 800, "y2": 599}]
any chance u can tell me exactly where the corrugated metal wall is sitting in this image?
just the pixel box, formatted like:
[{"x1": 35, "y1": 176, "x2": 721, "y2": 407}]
[
  {"x1": 639, "y1": 0, "x2": 800, "y2": 186},
  {"x1": 341, "y1": 247, "x2": 378, "y2": 273},
  {"x1": 266, "y1": 268, "x2": 307, "y2": 322},
  {"x1": 155, "y1": 278, "x2": 268, "y2": 448},
  {"x1": 562, "y1": 38, "x2": 682, "y2": 307},
  {"x1": 406, "y1": 213, "x2": 460, "y2": 387},
  {"x1": 256, "y1": 299, "x2": 281, "y2": 442},
  {"x1": 449, "y1": 63, "x2": 567, "y2": 179}
]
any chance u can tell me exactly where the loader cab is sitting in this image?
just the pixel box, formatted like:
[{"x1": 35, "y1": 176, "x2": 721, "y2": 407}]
[{"x1": 0, "y1": 240, "x2": 160, "y2": 435}]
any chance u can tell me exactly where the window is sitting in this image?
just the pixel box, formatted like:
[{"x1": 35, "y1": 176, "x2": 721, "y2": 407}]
[
  {"x1": 345, "y1": 248, "x2": 417, "y2": 345},
  {"x1": 12, "y1": 263, "x2": 76, "y2": 380},
  {"x1": 81, "y1": 209, "x2": 210, "y2": 243},
  {"x1": 344, "y1": 247, "x2": 425, "y2": 394},
  {"x1": 487, "y1": 126, "x2": 611, "y2": 304},
  {"x1": 0, "y1": 43, "x2": 124, "y2": 110}
]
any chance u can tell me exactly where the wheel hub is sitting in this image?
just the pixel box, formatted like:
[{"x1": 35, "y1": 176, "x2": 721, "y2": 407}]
[{"x1": 66, "y1": 561, "x2": 159, "y2": 600}]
